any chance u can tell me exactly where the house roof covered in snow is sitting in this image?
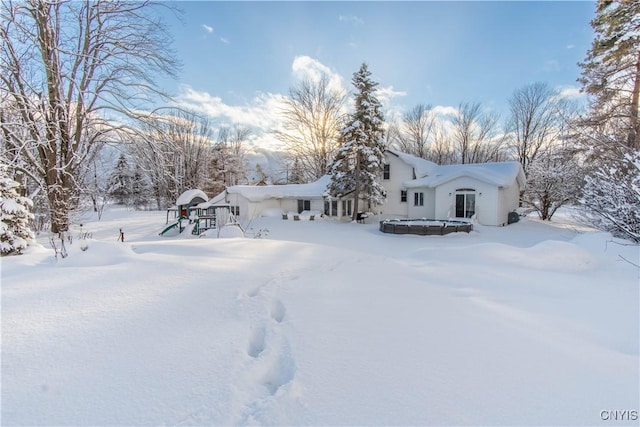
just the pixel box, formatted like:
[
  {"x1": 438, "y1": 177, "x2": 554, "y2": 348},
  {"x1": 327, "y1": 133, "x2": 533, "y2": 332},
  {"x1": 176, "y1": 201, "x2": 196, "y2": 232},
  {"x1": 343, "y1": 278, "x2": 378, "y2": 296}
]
[
  {"x1": 387, "y1": 149, "x2": 439, "y2": 178},
  {"x1": 176, "y1": 189, "x2": 208, "y2": 206},
  {"x1": 222, "y1": 175, "x2": 331, "y2": 202},
  {"x1": 404, "y1": 161, "x2": 525, "y2": 189},
  {"x1": 388, "y1": 149, "x2": 525, "y2": 189}
]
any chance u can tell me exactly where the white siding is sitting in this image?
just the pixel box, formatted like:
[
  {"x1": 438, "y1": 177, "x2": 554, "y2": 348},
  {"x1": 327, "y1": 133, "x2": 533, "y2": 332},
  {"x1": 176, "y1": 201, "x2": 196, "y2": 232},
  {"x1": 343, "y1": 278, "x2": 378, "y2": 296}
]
[
  {"x1": 381, "y1": 153, "x2": 414, "y2": 217},
  {"x1": 433, "y1": 177, "x2": 499, "y2": 226},
  {"x1": 310, "y1": 199, "x2": 324, "y2": 213},
  {"x1": 225, "y1": 192, "x2": 251, "y2": 220},
  {"x1": 407, "y1": 188, "x2": 435, "y2": 218},
  {"x1": 224, "y1": 195, "x2": 326, "y2": 220},
  {"x1": 497, "y1": 181, "x2": 521, "y2": 226}
]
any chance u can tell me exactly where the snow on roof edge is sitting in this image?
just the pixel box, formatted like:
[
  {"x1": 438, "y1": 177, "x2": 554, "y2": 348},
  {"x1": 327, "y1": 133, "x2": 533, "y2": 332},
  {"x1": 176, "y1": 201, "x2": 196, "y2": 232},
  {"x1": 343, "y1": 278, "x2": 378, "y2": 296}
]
[
  {"x1": 224, "y1": 175, "x2": 331, "y2": 202},
  {"x1": 404, "y1": 161, "x2": 524, "y2": 188},
  {"x1": 176, "y1": 189, "x2": 208, "y2": 206}
]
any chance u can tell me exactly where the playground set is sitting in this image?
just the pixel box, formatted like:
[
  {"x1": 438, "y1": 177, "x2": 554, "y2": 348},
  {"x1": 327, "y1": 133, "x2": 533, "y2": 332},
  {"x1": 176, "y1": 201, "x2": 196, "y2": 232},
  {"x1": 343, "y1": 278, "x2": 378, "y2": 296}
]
[{"x1": 159, "y1": 189, "x2": 243, "y2": 237}]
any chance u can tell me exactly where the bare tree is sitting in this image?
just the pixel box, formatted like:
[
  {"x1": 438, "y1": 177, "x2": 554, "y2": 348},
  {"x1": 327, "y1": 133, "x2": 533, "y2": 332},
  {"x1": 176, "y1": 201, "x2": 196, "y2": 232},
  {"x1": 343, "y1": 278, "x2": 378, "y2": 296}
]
[
  {"x1": 505, "y1": 82, "x2": 573, "y2": 176},
  {"x1": 450, "y1": 102, "x2": 504, "y2": 164},
  {"x1": 275, "y1": 75, "x2": 347, "y2": 182},
  {"x1": 0, "y1": 0, "x2": 178, "y2": 235},
  {"x1": 210, "y1": 124, "x2": 249, "y2": 191},
  {"x1": 523, "y1": 143, "x2": 583, "y2": 220},
  {"x1": 388, "y1": 104, "x2": 438, "y2": 159},
  {"x1": 428, "y1": 123, "x2": 458, "y2": 165},
  {"x1": 130, "y1": 109, "x2": 215, "y2": 209}
]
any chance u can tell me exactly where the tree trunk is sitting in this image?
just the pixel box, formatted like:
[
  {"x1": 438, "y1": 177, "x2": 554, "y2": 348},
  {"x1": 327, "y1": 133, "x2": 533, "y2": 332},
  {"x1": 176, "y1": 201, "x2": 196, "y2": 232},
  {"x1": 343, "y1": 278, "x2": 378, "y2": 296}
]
[
  {"x1": 47, "y1": 184, "x2": 70, "y2": 234},
  {"x1": 629, "y1": 50, "x2": 640, "y2": 149},
  {"x1": 352, "y1": 155, "x2": 361, "y2": 221}
]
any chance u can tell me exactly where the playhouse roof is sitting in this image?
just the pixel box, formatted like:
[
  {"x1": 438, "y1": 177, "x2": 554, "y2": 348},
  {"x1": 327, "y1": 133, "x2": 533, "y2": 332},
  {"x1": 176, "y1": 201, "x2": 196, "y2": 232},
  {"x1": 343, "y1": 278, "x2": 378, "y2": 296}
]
[
  {"x1": 224, "y1": 175, "x2": 330, "y2": 202},
  {"x1": 176, "y1": 189, "x2": 208, "y2": 206}
]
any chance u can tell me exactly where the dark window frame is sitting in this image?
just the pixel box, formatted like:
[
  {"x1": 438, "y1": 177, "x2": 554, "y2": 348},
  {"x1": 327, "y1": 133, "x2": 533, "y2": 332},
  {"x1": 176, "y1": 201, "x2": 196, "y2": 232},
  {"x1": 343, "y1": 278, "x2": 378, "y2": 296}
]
[{"x1": 297, "y1": 199, "x2": 311, "y2": 213}]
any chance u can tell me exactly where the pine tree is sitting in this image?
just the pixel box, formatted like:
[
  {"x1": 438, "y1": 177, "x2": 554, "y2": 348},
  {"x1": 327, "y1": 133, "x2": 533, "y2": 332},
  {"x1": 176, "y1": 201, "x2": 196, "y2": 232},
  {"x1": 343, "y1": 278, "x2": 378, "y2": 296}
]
[
  {"x1": 289, "y1": 157, "x2": 305, "y2": 184},
  {"x1": 578, "y1": 0, "x2": 640, "y2": 150},
  {"x1": 0, "y1": 170, "x2": 35, "y2": 256},
  {"x1": 254, "y1": 163, "x2": 269, "y2": 185},
  {"x1": 328, "y1": 63, "x2": 386, "y2": 220},
  {"x1": 130, "y1": 164, "x2": 150, "y2": 210},
  {"x1": 577, "y1": 0, "x2": 640, "y2": 242},
  {"x1": 108, "y1": 154, "x2": 133, "y2": 205}
]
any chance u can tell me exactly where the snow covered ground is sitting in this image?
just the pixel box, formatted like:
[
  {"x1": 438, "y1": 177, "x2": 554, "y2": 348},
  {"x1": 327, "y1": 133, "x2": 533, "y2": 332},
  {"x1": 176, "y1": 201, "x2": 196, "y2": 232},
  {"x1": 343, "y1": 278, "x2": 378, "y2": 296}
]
[{"x1": 2, "y1": 207, "x2": 638, "y2": 426}]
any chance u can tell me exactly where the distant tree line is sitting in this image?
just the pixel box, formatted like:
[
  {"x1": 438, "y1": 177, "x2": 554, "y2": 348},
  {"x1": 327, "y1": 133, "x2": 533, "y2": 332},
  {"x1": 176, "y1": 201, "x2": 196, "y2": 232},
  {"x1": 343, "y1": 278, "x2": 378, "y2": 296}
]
[{"x1": 1, "y1": 0, "x2": 637, "y2": 255}]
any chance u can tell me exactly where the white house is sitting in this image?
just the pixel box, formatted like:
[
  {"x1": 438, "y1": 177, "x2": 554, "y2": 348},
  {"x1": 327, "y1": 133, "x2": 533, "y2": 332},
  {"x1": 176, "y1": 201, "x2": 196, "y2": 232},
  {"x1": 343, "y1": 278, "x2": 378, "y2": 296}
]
[
  {"x1": 218, "y1": 176, "x2": 331, "y2": 219},
  {"x1": 210, "y1": 150, "x2": 525, "y2": 226},
  {"x1": 382, "y1": 150, "x2": 525, "y2": 226}
]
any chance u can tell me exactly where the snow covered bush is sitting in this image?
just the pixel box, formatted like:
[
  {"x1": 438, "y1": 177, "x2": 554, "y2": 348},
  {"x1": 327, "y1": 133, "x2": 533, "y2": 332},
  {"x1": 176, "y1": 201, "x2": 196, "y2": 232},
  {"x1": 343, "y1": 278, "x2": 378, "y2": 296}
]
[
  {"x1": 523, "y1": 147, "x2": 583, "y2": 220},
  {"x1": 0, "y1": 175, "x2": 35, "y2": 256},
  {"x1": 581, "y1": 150, "x2": 640, "y2": 243}
]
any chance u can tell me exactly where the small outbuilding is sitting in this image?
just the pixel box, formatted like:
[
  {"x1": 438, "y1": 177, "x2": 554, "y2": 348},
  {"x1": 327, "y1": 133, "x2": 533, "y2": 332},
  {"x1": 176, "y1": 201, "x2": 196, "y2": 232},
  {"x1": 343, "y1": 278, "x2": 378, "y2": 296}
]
[{"x1": 166, "y1": 189, "x2": 208, "y2": 224}]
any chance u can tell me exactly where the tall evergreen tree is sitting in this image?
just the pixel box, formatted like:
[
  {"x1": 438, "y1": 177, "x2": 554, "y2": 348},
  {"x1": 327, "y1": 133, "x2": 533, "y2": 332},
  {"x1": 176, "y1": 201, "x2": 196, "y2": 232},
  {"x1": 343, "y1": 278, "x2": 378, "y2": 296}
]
[
  {"x1": 130, "y1": 163, "x2": 150, "y2": 210},
  {"x1": 578, "y1": 0, "x2": 640, "y2": 150},
  {"x1": 108, "y1": 154, "x2": 133, "y2": 206},
  {"x1": 577, "y1": 0, "x2": 640, "y2": 242},
  {"x1": 0, "y1": 168, "x2": 35, "y2": 256},
  {"x1": 328, "y1": 63, "x2": 386, "y2": 220},
  {"x1": 289, "y1": 157, "x2": 305, "y2": 184}
]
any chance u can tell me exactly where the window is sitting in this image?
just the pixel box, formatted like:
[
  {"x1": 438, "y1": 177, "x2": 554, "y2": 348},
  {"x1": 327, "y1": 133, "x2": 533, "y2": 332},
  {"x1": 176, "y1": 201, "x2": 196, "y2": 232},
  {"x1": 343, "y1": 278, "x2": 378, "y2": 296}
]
[
  {"x1": 414, "y1": 192, "x2": 424, "y2": 206},
  {"x1": 231, "y1": 206, "x2": 240, "y2": 216},
  {"x1": 324, "y1": 200, "x2": 338, "y2": 216},
  {"x1": 297, "y1": 199, "x2": 311, "y2": 213},
  {"x1": 455, "y1": 190, "x2": 476, "y2": 218},
  {"x1": 342, "y1": 199, "x2": 353, "y2": 216},
  {"x1": 383, "y1": 164, "x2": 390, "y2": 180},
  {"x1": 401, "y1": 190, "x2": 407, "y2": 203}
]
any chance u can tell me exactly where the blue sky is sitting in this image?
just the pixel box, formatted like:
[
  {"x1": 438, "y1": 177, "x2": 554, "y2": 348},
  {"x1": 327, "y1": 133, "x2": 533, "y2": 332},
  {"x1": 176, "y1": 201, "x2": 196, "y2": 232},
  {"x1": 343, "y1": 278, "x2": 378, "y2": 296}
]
[{"x1": 159, "y1": 1, "x2": 596, "y2": 150}]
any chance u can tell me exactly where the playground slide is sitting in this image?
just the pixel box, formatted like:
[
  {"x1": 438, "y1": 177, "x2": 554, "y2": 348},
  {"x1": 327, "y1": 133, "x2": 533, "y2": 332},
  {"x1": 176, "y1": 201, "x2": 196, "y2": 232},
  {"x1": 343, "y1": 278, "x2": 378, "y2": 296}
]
[{"x1": 158, "y1": 220, "x2": 181, "y2": 236}]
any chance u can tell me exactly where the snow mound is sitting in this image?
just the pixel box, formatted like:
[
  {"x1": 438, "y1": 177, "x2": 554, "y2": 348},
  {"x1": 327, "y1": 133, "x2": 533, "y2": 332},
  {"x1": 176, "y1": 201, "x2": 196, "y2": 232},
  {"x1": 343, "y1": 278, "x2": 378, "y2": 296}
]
[
  {"x1": 217, "y1": 224, "x2": 245, "y2": 238},
  {"x1": 496, "y1": 240, "x2": 599, "y2": 272},
  {"x1": 56, "y1": 240, "x2": 136, "y2": 267},
  {"x1": 412, "y1": 240, "x2": 599, "y2": 273},
  {"x1": 298, "y1": 210, "x2": 321, "y2": 220},
  {"x1": 261, "y1": 208, "x2": 284, "y2": 217},
  {"x1": 570, "y1": 231, "x2": 639, "y2": 262}
]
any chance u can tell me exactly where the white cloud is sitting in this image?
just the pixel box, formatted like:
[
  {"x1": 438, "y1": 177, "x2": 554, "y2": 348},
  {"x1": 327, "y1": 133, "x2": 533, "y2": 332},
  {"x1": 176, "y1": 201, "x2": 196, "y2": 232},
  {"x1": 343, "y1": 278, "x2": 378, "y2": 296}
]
[
  {"x1": 201, "y1": 24, "x2": 213, "y2": 34},
  {"x1": 376, "y1": 85, "x2": 407, "y2": 108},
  {"x1": 338, "y1": 15, "x2": 363, "y2": 26},
  {"x1": 431, "y1": 105, "x2": 459, "y2": 117},
  {"x1": 375, "y1": 86, "x2": 407, "y2": 122},
  {"x1": 556, "y1": 85, "x2": 586, "y2": 101},
  {"x1": 291, "y1": 56, "x2": 345, "y2": 93},
  {"x1": 175, "y1": 85, "x2": 288, "y2": 150},
  {"x1": 566, "y1": 44, "x2": 576, "y2": 49},
  {"x1": 219, "y1": 37, "x2": 230, "y2": 45}
]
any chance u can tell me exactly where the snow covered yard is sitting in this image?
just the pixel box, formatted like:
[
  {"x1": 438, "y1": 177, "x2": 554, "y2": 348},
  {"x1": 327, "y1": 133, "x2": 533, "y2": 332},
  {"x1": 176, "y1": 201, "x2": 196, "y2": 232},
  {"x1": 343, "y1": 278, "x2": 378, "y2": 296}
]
[{"x1": 2, "y1": 207, "x2": 638, "y2": 426}]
